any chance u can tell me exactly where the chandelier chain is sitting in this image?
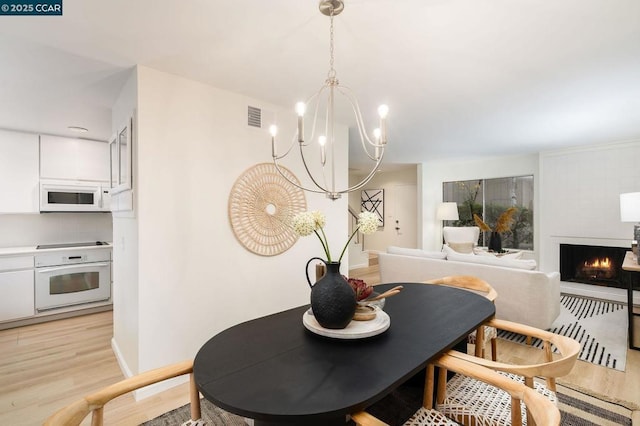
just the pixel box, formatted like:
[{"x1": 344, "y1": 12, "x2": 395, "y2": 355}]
[{"x1": 327, "y1": 9, "x2": 337, "y2": 82}]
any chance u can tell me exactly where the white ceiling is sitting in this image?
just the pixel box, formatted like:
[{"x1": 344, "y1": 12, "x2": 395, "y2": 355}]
[{"x1": 1, "y1": 0, "x2": 639, "y2": 168}]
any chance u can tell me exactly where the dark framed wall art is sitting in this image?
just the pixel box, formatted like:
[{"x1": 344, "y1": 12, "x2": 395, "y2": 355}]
[{"x1": 361, "y1": 189, "x2": 384, "y2": 227}]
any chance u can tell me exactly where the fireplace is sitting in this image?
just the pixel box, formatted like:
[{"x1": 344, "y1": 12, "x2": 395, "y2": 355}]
[{"x1": 559, "y1": 244, "x2": 627, "y2": 289}]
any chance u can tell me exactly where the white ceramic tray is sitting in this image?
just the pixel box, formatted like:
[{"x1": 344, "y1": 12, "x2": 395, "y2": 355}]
[{"x1": 302, "y1": 307, "x2": 390, "y2": 339}]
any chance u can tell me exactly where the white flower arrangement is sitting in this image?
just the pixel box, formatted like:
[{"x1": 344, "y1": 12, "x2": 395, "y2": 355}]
[{"x1": 292, "y1": 210, "x2": 379, "y2": 263}]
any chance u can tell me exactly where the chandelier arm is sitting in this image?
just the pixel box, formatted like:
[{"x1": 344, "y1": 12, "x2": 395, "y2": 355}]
[
  {"x1": 298, "y1": 142, "x2": 332, "y2": 193},
  {"x1": 337, "y1": 151, "x2": 385, "y2": 195},
  {"x1": 304, "y1": 84, "x2": 329, "y2": 145},
  {"x1": 272, "y1": 159, "x2": 328, "y2": 195},
  {"x1": 335, "y1": 86, "x2": 385, "y2": 162},
  {"x1": 327, "y1": 86, "x2": 335, "y2": 194},
  {"x1": 337, "y1": 86, "x2": 385, "y2": 148},
  {"x1": 336, "y1": 86, "x2": 376, "y2": 146},
  {"x1": 272, "y1": 132, "x2": 300, "y2": 161}
]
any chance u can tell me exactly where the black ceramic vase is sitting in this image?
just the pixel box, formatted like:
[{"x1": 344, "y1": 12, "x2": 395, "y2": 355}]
[
  {"x1": 305, "y1": 258, "x2": 356, "y2": 329},
  {"x1": 488, "y1": 231, "x2": 502, "y2": 252}
]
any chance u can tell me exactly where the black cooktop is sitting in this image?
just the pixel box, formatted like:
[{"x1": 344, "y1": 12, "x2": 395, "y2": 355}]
[{"x1": 36, "y1": 241, "x2": 109, "y2": 250}]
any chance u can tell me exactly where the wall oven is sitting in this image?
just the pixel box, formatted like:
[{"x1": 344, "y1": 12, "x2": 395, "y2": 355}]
[
  {"x1": 35, "y1": 246, "x2": 111, "y2": 312},
  {"x1": 40, "y1": 180, "x2": 110, "y2": 212}
]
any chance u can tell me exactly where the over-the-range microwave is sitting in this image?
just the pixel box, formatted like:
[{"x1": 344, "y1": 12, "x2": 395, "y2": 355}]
[{"x1": 40, "y1": 180, "x2": 111, "y2": 212}]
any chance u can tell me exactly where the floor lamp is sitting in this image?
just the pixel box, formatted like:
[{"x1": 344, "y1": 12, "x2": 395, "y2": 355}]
[
  {"x1": 437, "y1": 202, "x2": 460, "y2": 222},
  {"x1": 437, "y1": 202, "x2": 459, "y2": 245}
]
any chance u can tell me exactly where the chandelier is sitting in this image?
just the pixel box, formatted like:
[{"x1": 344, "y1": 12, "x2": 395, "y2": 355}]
[{"x1": 269, "y1": 0, "x2": 388, "y2": 200}]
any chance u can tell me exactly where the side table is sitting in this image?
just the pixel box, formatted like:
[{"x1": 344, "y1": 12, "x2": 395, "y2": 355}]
[{"x1": 621, "y1": 251, "x2": 640, "y2": 350}]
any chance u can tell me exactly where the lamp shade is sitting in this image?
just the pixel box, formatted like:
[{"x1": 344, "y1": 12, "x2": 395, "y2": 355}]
[
  {"x1": 437, "y1": 202, "x2": 459, "y2": 221},
  {"x1": 620, "y1": 192, "x2": 640, "y2": 222}
]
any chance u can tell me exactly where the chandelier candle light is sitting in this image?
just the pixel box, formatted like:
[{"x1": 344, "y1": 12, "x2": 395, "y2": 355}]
[{"x1": 269, "y1": 0, "x2": 389, "y2": 200}]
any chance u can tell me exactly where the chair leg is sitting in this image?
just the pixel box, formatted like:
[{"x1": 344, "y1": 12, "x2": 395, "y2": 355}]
[
  {"x1": 491, "y1": 337, "x2": 498, "y2": 361},
  {"x1": 436, "y1": 368, "x2": 447, "y2": 405},
  {"x1": 474, "y1": 327, "x2": 485, "y2": 358},
  {"x1": 424, "y1": 364, "x2": 435, "y2": 409},
  {"x1": 189, "y1": 372, "x2": 202, "y2": 421},
  {"x1": 91, "y1": 407, "x2": 104, "y2": 426}
]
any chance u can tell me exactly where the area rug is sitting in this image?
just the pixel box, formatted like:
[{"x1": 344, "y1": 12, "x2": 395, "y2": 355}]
[
  {"x1": 498, "y1": 294, "x2": 628, "y2": 371},
  {"x1": 141, "y1": 398, "x2": 247, "y2": 425},
  {"x1": 556, "y1": 382, "x2": 637, "y2": 426},
  {"x1": 144, "y1": 383, "x2": 637, "y2": 426}
]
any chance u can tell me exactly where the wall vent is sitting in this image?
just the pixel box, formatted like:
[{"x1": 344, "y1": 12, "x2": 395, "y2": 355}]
[{"x1": 247, "y1": 106, "x2": 262, "y2": 128}]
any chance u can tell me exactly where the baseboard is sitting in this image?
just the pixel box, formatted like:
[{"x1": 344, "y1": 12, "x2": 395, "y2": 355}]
[
  {"x1": 560, "y1": 281, "x2": 640, "y2": 305},
  {"x1": 133, "y1": 374, "x2": 188, "y2": 401},
  {"x1": 110, "y1": 337, "x2": 188, "y2": 401},
  {"x1": 111, "y1": 337, "x2": 134, "y2": 379}
]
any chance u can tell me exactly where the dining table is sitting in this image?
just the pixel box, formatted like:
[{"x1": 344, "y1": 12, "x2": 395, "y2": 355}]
[{"x1": 193, "y1": 282, "x2": 495, "y2": 426}]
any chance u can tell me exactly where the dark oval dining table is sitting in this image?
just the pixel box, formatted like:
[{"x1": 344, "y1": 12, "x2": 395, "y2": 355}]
[{"x1": 193, "y1": 282, "x2": 495, "y2": 426}]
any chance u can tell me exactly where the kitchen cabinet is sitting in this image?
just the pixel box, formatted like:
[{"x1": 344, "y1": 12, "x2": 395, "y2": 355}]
[
  {"x1": 0, "y1": 256, "x2": 34, "y2": 323},
  {"x1": 40, "y1": 135, "x2": 109, "y2": 182},
  {"x1": 0, "y1": 129, "x2": 39, "y2": 213}
]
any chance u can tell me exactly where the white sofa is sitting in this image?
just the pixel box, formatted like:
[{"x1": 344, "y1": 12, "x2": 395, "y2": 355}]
[{"x1": 378, "y1": 249, "x2": 561, "y2": 329}]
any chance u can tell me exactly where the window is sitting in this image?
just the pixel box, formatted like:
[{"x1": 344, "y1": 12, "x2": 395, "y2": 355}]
[{"x1": 443, "y1": 176, "x2": 534, "y2": 250}]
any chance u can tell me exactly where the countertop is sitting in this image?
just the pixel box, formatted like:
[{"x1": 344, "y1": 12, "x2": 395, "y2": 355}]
[{"x1": 0, "y1": 243, "x2": 112, "y2": 257}]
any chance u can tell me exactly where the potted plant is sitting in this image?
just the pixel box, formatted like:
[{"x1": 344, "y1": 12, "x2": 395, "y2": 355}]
[{"x1": 473, "y1": 207, "x2": 517, "y2": 253}]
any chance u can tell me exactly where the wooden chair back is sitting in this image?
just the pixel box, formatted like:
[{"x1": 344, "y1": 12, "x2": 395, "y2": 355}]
[
  {"x1": 351, "y1": 353, "x2": 561, "y2": 426},
  {"x1": 43, "y1": 360, "x2": 201, "y2": 426},
  {"x1": 424, "y1": 275, "x2": 497, "y2": 302},
  {"x1": 425, "y1": 275, "x2": 498, "y2": 359},
  {"x1": 449, "y1": 318, "x2": 580, "y2": 392}
]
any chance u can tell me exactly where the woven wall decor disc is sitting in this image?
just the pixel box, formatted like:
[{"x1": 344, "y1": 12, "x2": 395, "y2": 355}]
[{"x1": 228, "y1": 163, "x2": 307, "y2": 256}]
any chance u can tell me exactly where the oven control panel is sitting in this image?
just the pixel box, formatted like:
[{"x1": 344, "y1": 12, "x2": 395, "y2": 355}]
[{"x1": 35, "y1": 248, "x2": 111, "y2": 267}]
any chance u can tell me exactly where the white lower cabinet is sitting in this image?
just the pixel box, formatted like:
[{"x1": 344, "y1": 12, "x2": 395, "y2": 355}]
[{"x1": 0, "y1": 269, "x2": 34, "y2": 322}]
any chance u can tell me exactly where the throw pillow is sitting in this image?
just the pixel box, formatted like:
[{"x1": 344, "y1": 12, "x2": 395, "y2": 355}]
[
  {"x1": 442, "y1": 244, "x2": 474, "y2": 257},
  {"x1": 447, "y1": 242, "x2": 475, "y2": 254}
]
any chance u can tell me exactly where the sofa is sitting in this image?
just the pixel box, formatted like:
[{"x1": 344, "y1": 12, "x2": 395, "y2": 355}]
[{"x1": 378, "y1": 247, "x2": 561, "y2": 329}]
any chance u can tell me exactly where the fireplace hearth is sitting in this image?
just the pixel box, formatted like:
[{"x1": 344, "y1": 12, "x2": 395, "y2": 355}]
[{"x1": 559, "y1": 244, "x2": 627, "y2": 289}]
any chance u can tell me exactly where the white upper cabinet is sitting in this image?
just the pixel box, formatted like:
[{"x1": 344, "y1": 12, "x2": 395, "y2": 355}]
[
  {"x1": 0, "y1": 129, "x2": 39, "y2": 213},
  {"x1": 40, "y1": 135, "x2": 109, "y2": 182}
]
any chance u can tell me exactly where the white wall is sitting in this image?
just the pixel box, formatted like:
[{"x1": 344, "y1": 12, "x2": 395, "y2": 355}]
[
  {"x1": 110, "y1": 68, "x2": 139, "y2": 375},
  {"x1": 111, "y1": 66, "x2": 348, "y2": 386},
  {"x1": 539, "y1": 140, "x2": 640, "y2": 272},
  {"x1": 418, "y1": 140, "x2": 640, "y2": 277},
  {"x1": 0, "y1": 213, "x2": 112, "y2": 248},
  {"x1": 420, "y1": 154, "x2": 540, "y2": 253},
  {"x1": 348, "y1": 167, "x2": 418, "y2": 257}
]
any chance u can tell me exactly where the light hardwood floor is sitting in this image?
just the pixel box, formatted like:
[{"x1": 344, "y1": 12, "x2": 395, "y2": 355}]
[{"x1": 1, "y1": 264, "x2": 638, "y2": 425}]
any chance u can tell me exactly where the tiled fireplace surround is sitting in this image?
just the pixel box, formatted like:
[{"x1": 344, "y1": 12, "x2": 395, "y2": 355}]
[{"x1": 539, "y1": 142, "x2": 640, "y2": 305}]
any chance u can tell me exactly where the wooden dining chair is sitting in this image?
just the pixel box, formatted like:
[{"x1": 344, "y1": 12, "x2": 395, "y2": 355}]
[
  {"x1": 424, "y1": 275, "x2": 499, "y2": 360},
  {"x1": 350, "y1": 352, "x2": 561, "y2": 426},
  {"x1": 43, "y1": 360, "x2": 202, "y2": 426},
  {"x1": 438, "y1": 318, "x2": 580, "y2": 426}
]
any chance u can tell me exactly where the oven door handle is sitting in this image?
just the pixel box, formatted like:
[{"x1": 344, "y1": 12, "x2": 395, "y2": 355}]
[{"x1": 36, "y1": 263, "x2": 111, "y2": 274}]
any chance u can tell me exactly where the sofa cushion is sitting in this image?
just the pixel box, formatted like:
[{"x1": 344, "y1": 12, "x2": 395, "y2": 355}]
[
  {"x1": 387, "y1": 246, "x2": 447, "y2": 259},
  {"x1": 447, "y1": 242, "x2": 474, "y2": 254},
  {"x1": 447, "y1": 251, "x2": 537, "y2": 270}
]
